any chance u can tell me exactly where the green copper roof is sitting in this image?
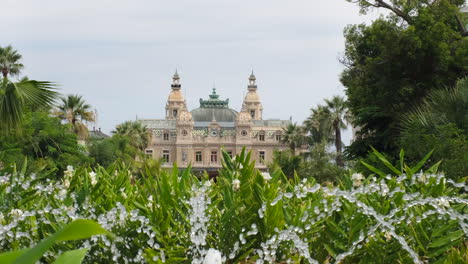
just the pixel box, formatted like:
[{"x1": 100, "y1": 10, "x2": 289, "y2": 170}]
[{"x1": 199, "y1": 88, "x2": 229, "y2": 108}]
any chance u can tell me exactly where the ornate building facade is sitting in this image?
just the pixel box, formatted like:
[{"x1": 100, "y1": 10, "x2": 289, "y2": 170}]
[{"x1": 139, "y1": 72, "x2": 291, "y2": 173}]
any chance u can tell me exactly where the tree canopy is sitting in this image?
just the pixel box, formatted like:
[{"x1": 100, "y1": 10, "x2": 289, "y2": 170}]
[{"x1": 341, "y1": 0, "x2": 468, "y2": 159}]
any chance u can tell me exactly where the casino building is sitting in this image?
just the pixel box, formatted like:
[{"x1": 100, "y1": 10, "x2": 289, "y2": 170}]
[{"x1": 139, "y1": 71, "x2": 291, "y2": 173}]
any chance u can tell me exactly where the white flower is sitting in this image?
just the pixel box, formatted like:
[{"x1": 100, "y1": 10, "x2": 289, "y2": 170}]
[
  {"x1": 203, "y1": 248, "x2": 222, "y2": 264},
  {"x1": 417, "y1": 174, "x2": 427, "y2": 184},
  {"x1": 351, "y1": 173, "x2": 364, "y2": 181},
  {"x1": 0, "y1": 212, "x2": 4, "y2": 222},
  {"x1": 261, "y1": 172, "x2": 272, "y2": 181},
  {"x1": 232, "y1": 179, "x2": 241, "y2": 192},
  {"x1": 204, "y1": 180, "x2": 212, "y2": 187},
  {"x1": 63, "y1": 179, "x2": 70, "y2": 189},
  {"x1": 384, "y1": 231, "x2": 392, "y2": 241},
  {"x1": 239, "y1": 163, "x2": 244, "y2": 169},
  {"x1": 10, "y1": 209, "x2": 23, "y2": 218},
  {"x1": 351, "y1": 173, "x2": 364, "y2": 187},
  {"x1": 89, "y1": 171, "x2": 97, "y2": 186},
  {"x1": 64, "y1": 165, "x2": 74, "y2": 178},
  {"x1": 437, "y1": 197, "x2": 450, "y2": 208}
]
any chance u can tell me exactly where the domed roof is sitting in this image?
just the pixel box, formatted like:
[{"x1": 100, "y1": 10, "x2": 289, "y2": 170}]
[
  {"x1": 244, "y1": 91, "x2": 260, "y2": 102},
  {"x1": 191, "y1": 107, "x2": 238, "y2": 122},
  {"x1": 168, "y1": 90, "x2": 185, "y2": 101}
]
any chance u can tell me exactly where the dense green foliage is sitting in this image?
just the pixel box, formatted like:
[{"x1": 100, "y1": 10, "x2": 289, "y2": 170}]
[
  {"x1": 400, "y1": 77, "x2": 468, "y2": 179},
  {"x1": 341, "y1": 0, "x2": 468, "y2": 160},
  {"x1": 0, "y1": 108, "x2": 91, "y2": 173},
  {"x1": 88, "y1": 135, "x2": 140, "y2": 167},
  {"x1": 0, "y1": 150, "x2": 466, "y2": 263},
  {"x1": 270, "y1": 142, "x2": 344, "y2": 183}
]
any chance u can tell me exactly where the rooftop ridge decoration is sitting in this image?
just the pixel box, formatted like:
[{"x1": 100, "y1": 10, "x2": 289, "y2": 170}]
[{"x1": 199, "y1": 88, "x2": 229, "y2": 108}]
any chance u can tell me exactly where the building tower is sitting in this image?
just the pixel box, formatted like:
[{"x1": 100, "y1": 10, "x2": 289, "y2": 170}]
[
  {"x1": 241, "y1": 71, "x2": 263, "y2": 120},
  {"x1": 166, "y1": 70, "x2": 187, "y2": 120}
]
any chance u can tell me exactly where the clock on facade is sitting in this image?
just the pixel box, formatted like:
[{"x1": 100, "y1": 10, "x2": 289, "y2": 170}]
[{"x1": 210, "y1": 129, "x2": 218, "y2": 137}]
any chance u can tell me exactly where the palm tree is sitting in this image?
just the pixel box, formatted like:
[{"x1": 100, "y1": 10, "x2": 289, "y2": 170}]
[
  {"x1": 324, "y1": 96, "x2": 350, "y2": 167},
  {"x1": 54, "y1": 95, "x2": 95, "y2": 139},
  {"x1": 304, "y1": 105, "x2": 333, "y2": 144},
  {"x1": 113, "y1": 121, "x2": 150, "y2": 151},
  {"x1": 0, "y1": 45, "x2": 24, "y2": 78},
  {"x1": 0, "y1": 46, "x2": 57, "y2": 132},
  {"x1": 281, "y1": 123, "x2": 306, "y2": 154},
  {"x1": 402, "y1": 77, "x2": 468, "y2": 134}
]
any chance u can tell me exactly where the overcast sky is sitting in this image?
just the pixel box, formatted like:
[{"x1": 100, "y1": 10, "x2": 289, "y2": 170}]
[{"x1": 1, "y1": 0, "x2": 383, "y2": 144}]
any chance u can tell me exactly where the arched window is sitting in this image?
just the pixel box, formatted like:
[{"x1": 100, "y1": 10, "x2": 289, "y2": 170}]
[{"x1": 259, "y1": 131, "x2": 265, "y2": 141}]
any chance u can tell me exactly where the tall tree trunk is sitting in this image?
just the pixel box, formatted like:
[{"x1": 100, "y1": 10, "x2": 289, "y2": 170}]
[
  {"x1": 335, "y1": 123, "x2": 344, "y2": 167},
  {"x1": 1, "y1": 68, "x2": 8, "y2": 78}
]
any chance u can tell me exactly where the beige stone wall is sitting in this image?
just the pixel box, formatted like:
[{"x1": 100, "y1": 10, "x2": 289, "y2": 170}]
[{"x1": 147, "y1": 123, "x2": 288, "y2": 171}]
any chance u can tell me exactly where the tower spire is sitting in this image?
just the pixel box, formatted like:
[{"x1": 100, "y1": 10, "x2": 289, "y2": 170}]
[
  {"x1": 248, "y1": 70, "x2": 257, "y2": 91},
  {"x1": 172, "y1": 69, "x2": 181, "y2": 89}
]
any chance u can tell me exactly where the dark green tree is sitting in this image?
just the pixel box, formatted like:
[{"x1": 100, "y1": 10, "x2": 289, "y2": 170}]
[
  {"x1": 400, "y1": 77, "x2": 468, "y2": 179},
  {"x1": 113, "y1": 120, "x2": 150, "y2": 151},
  {"x1": 281, "y1": 123, "x2": 307, "y2": 154},
  {"x1": 0, "y1": 109, "x2": 91, "y2": 173},
  {"x1": 341, "y1": 1, "x2": 468, "y2": 160}
]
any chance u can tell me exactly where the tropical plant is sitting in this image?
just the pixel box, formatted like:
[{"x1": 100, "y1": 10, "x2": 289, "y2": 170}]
[
  {"x1": 324, "y1": 95, "x2": 350, "y2": 166},
  {"x1": 269, "y1": 149, "x2": 303, "y2": 179},
  {"x1": 113, "y1": 120, "x2": 150, "y2": 151},
  {"x1": 281, "y1": 123, "x2": 306, "y2": 154},
  {"x1": 303, "y1": 105, "x2": 333, "y2": 144},
  {"x1": 0, "y1": 78, "x2": 58, "y2": 132},
  {"x1": 0, "y1": 45, "x2": 24, "y2": 78},
  {"x1": 53, "y1": 95, "x2": 95, "y2": 139},
  {"x1": 0, "y1": 46, "x2": 58, "y2": 132},
  {"x1": 402, "y1": 77, "x2": 468, "y2": 134},
  {"x1": 0, "y1": 149, "x2": 466, "y2": 263},
  {"x1": 400, "y1": 77, "x2": 468, "y2": 180}
]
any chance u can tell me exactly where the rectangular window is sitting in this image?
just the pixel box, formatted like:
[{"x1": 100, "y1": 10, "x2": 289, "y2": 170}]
[
  {"x1": 259, "y1": 151, "x2": 265, "y2": 164},
  {"x1": 162, "y1": 150, "x2": 170, "y2": 163},
  {"x1": 276, "y1": 134, "x2": 282, "y2": 141},
  {"x1": 211, "y1": 151, "x2": 218, "y2": 163},
  {"x1": 196, "y1": 151, "x2": 202, "y2": 162},
  {"x1": 250, "y1": 110, "x2": 255, "y2": 118},
  {"x1": 163, "y1": 133, "x2": 169, "y2": 140},
  {"x1": 145, "y1": 149, "x2": 153, "y2": 157},
  {"x1": 259, "y1": 134, "x2": 265, "y2": 141},
  {"x1": 227, "y1": 151, "x2": 233, "y2": 158}
]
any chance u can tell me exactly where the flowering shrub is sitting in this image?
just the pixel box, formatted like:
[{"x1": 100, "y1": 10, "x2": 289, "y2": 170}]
[{"x1": 0, "y1": 150, "x2": 467, "y2": 263}]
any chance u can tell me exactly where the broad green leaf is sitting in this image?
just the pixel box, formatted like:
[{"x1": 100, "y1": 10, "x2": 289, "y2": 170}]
[
  {"x1": 360, "y1": 161, "x2": 386, "y2": 177},
  {"x1": 13, "y1": 219, "x2": 108, "y2": 264},
  {"x1": 0, "y1": 249, "x2": 28, "y2": 264},
  {"x1": 55, "y1": 219, "x2": 109, "y2": 241},
  {"x1": 411, "y1": 149, "x2": 434, "y2": 174},
  {"x1": 371, "y1": 146, "x2": 401, "y2": 175},
  {"x1": 52, "y1": 249, "x2": 88, "y2": 264}
]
